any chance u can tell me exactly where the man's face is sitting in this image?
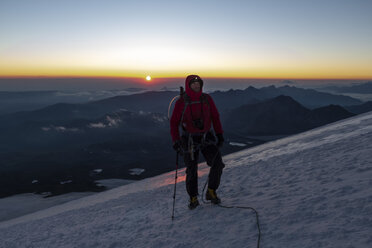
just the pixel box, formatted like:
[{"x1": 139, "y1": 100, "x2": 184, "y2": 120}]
[{"x1": 190, "y1": 81, "x2": 201, "y2": 92}]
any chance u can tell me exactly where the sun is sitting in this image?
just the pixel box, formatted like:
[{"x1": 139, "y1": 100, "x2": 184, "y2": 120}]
[{"x1": 146, "y1": 75, "x2": 151, "y2": 81}]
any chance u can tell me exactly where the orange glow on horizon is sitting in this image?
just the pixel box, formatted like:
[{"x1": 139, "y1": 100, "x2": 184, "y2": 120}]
[
  {"x1": 1, "y1": 75, "x2": 371, "y2": 81},
  {"x1": 1, "y1": 65, "x2": 372, "y2": 81},
  {"x1": 0, "y1": 73, "x2": 371, "y2": 81}
]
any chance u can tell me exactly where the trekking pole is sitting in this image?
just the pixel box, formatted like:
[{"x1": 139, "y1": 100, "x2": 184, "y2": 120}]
[{"x1": 171, "y1": 151, "x2": 179, "y2": 221}]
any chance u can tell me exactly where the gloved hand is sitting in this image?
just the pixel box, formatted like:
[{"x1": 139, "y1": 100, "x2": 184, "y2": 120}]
[
  {"x1": 173, "y1": 140, "x2": 182, "y2": 152},
  {"x1": 216, "y1": 133, "x2": 224, "y2": 148}
]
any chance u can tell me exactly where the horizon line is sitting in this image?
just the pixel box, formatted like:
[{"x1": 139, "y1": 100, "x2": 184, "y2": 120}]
[{"x1": 0, "y1": 75, "x2": 371, "y2": 81}]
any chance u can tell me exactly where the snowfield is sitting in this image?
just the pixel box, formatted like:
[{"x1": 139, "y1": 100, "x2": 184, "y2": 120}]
[
  {"x1": 0, "y1": 179, "x2": 134, "y2": 222},
  {"x1": 1, "y1": 112, "x2": 372, "y2": 248}
]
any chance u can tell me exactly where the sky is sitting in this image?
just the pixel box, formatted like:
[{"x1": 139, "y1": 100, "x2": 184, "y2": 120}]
[{"x1": 0, "y1": 0, "x2": 372, "y2": 80}]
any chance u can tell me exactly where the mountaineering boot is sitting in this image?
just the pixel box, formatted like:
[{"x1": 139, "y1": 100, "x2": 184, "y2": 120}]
[
  {"x1": 206, "y1": 188, "x2": 221, "y2": 204},
  {"x1": 188, "y1": 196, "x2": 200, "y2": 210}
]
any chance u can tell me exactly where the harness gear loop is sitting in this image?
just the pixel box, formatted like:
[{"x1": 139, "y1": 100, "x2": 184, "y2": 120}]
[{"x1": 186, "y1": 132, "x2": 210, "y2": 160}]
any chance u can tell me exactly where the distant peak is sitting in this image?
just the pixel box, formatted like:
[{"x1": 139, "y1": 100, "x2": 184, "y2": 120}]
[
  {"x1": 267, "y1": 95, "x2": 307, "y2": 109},
  {"x1": 243, "y1": 86, "x2": 259, "y2": 92},
  {"x1": 262, "y1": 85, "x2": 276, "y2": 90}
]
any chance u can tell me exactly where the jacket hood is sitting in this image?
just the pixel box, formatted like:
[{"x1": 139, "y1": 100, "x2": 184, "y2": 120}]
[{"x1": 185, "y1": 75, "x2": 203, "y2": 100}]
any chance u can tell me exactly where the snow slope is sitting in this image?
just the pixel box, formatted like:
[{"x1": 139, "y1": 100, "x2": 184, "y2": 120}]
[
  {"x1": 1, "y1": 112, "x2": 372, "y2": 248},
  {"x1": 0, "y1": 179, "x2": 134, "y2": 222}
]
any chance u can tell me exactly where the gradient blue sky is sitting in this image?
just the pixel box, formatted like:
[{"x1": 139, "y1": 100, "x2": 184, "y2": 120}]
[{"x1": 1, "y1": 0, "x2": 371, "y2": 79}]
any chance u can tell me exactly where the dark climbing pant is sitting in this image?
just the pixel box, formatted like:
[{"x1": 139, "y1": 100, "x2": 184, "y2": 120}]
[{"x1": 182, "y1": 134, "x2": 225, "y2": 198}]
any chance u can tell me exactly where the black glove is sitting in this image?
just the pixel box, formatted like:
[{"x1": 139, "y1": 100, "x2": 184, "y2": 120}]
[
  {"x1": 216, "y1": 133, "x2": 224, "y2": 148},
  {"x1": 173, "y1": 140, "x2": 182, "y2": 152}
]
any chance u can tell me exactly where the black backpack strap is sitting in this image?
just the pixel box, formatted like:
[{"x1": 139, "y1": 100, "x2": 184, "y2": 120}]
[
  {"x1": 201, "y1": 93, "x2": 210, "y2": 107},
  {"x1": 180, "y1": 94, "x2": 190, "y2": 130}
]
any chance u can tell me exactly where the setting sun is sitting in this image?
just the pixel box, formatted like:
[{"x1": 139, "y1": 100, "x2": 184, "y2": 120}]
[{"x1": 146, "y1": 75, "x2": 151, "y2": 81}]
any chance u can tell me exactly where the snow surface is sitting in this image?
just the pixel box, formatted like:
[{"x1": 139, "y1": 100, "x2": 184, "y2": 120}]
[
  {"x1": 229, "y1": 141, "x2": 248, "y2": 147},
  {"x1": 93, "y1": 169, "x2": 103, "y2": 174},
  {"x1": 129, "y1": 168, "x2": 145, "y2": 175},
  {"x1": 0, "y1": 179, "x2": 134, "y2": 222},
  {"x1": 1, "y1": 112, "x2": 372, "y2": 248}
]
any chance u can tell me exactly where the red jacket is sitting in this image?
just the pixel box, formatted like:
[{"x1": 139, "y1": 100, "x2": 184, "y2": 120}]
[{"x1": 170, "y1": 75, "x2": 223, "y2": 142}]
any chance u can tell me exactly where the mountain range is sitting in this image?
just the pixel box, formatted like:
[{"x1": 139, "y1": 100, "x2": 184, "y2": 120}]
[
  {"x1": 0, "y1": 89, "x2": 147, "y2": 115},
  {"x1": 224, "y1": 95, "x2": 355, "y2": 135},
  {"x1": 0, "y1": 85, "x2": 364, "y2": 120},
  {"x1": 0, "y1": 86, "x2": 371, "y2": 198},
  {"x1": 320, "y1": 81, "x2": 372, "y2": 94}
]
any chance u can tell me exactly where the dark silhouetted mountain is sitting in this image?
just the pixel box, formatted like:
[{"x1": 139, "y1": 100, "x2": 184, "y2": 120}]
[
  {"x1": 94, "y1": 90, "x2": 177, "y2": 113},
  {"x1": 94, "y1": 84, "x2": 358, "y2": 115},
  {"x1": 304, "y1": 105, "x2": 355, "y2": 128},
  {"x1": 1, "y1": 86, "x2": 361, "y2": 128},
  {"x1": 209, "y1": 85, "x2": 362, "y2": 110},
  {"x1": 0, "y1": 91, "x2": 81, "y2": 115},
  {"x1": 0, "y1": 89, "x2": 149, "y2": 116},
  {"x1": 6, "y1": 103, "x2": 104, "y2": 122},
  {"x1": 209, "y1": 87, "x2": 263, "y2": 111},
  {"x1": 259, "y1": 85, "x2": 362, "y2": 108},
  {"x1": 321, "y1": 81, "x2": 372, "y2": 94},
  {"x1": 0, "y1": 91, "x2": 178, "y2": 131},
  {"x1": 0, "y1": 87, "x2": 361, "y2": 198},
  {"x1": 82, "y1": 85, "x2": 362, "y2": 116},
  {"x1": 224, "y1": 95, "x2": 355, "y2": 135},
  {"x1": 345, "y1": 101, "x2": 372, "y2": 114},
  {"x1": 224, "y1": 95, "x2": 309, "y2": 135},
  {"x1": 0, "y1": 108, "x2": 169, "y2": 152}
]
